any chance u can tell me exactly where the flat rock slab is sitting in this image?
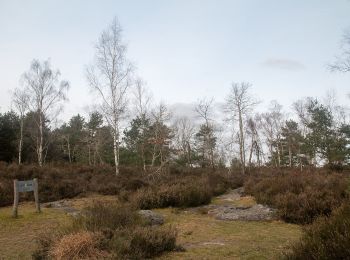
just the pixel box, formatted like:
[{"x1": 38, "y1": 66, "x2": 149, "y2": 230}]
[
  {"x1": 208, "y1": 204, "x2": 275, "y2": 221},
  {"x1": 42, "y1": 200, "x2": 72, "y2": 208},
  {"x1": 138, "y1": 210, "x2": 164, "y2": 225},
  {"x1": 42, "y1": 200, "x2": 81, "y2": 217}
]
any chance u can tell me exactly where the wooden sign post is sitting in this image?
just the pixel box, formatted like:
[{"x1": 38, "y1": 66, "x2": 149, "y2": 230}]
[{"x1": 12, "y1": 178, "x2": 41, "y2": 218}]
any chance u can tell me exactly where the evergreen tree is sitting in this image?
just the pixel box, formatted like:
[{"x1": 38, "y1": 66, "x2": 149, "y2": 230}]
[
  {"x1": 0, "y1": 111, "x2": 19, "y2": 162},
  {"x1": 195, "y1": 124, "x2": 217, "y2": 167}
]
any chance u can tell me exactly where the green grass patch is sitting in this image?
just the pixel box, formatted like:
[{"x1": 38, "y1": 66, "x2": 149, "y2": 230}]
[
  {"x1": 155, "y1": 208, "x2": 301, "y2": 259},
  {"x1": 0, "y1": 202, "x2": 69, "y2": 259}
]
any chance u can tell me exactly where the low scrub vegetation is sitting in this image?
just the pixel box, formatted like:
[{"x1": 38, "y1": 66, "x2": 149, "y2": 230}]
[
  {"x1": 33, "y1": 202, "x2": 179, "y2": 259},
  {"x1": 132, "y1": 178, "x2": 212, "y2": 209},
  {"x1": 245, "y1": 171, "x2": 349, "y2": 224},
  {"x1": 131, "y1": 171, "x2": 242, "y2": 209},
  {"x1": 0, "y1": 163, "x2": 241, "y2": 209},
  {"x1": 0, "y1": 163, "x2": 124, "y2": 206},
  {"x1": 48, "y1": 231, "x2": 107, "y2": 259},
  {"x1": 285, "y1": 202, "x2": 350, "y2": 259}
]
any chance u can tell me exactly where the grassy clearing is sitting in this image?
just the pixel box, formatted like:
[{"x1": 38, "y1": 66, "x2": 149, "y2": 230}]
[
  {"x1": 0, "y1": 194, "x2": 117, "y2": 259},
  {"x1": 156, "y1": 208, "x2": 301, "y2": 259},
  {"x1": 0, "y1": 202, "x2": 69, "y2": 259},
  {"x1": 0, "y1": 192, "x2": 301, "y2": 259}
]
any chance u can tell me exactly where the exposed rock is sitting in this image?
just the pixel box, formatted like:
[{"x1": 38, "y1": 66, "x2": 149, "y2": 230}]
[
  {"x1": 42, "y1": 200, "x2": 72, "y2": 208},
  {"x1": 42, "y1": 199, "x2": 81, "y2": 217},
  {"x1": 208, "y1": 204, "x2": 275, "y2": 221},
  {"x1": 138, "y1": 210, "x2": 164, "y2": 225},
  {"x1": 183, "y1": 240, "x2": 227, "y2": 249}
]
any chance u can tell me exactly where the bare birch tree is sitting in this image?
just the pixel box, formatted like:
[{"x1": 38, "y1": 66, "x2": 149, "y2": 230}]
[
  {"x1": 246, "y1": 116, "x2": 263, "y2": 168},
  {"x1": 12, "y1": 88, "x2": 29, "y2": 164},
  {"x1": 22, "y1": 59, "x2": 69, "y2": 166},
  {"x1": 150, "y1": 103, "x2": 172, "y2": 168},
  {"x1": 86, "y1": 18, "x2": 133, "y2": 175},
  {"x1": 173, "y1": 116, "x2": 196, "y2": 166},
  {"x1": 224, "y1": 82, "x2": 257, "y2": 174},
  {"x1": 323, "y1": 89, "x2": 347, "y2": 127}
]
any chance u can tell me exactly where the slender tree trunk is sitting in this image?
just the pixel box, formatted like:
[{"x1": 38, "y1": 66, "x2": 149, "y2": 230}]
[
  {"x1": 256, "y1": 144, "x2": 261, "y2": 167},
  {"x1": 67, "y1": 138, "x2": 72, "y2": 163},
  {"x1": 141, "y1": 123, "x2": 147, "y2": 172},
  {"x1": 298, "y1": 145, "x2": 302, "y2": 172},
  {"x1": 38, "y1": 112, "x2": 43, "y2": 167},
  {"x1": 140, "y1": 129, "x2": 146, "y2": 172},
  {"x1": 209, "y1": 144, "x2": 214, "y2": 168},
  {"x1": 88, "y1": 133, "x2": 92, "y2": 165},
  {"x1": 151, "y1": 145, "x2": 157, "y2": 167},
  {"x1": 238, "y1": 109, "x2": 245, "y2": 174},
  {"x1": 187, "y1": 142, "x2": 192, "y2": 167},
  {"x1": 269, "y1": 143, "x2": 277, "y2": 167},
  {"x1": 18, "y1": 118, "x2": 24, "y2": 165},
  {"x1": 141, "y1": 145, "x2": 146, "y2": 172},
  {"x1": 248, "y1": 137, "x2": 254, "y2": 169},
  {"x1": 206, "y1": 121, "x2": 214, "y2": 169},
  {"x1": 88, "y1": 144, "x2": 91, "y2": 165},
  {"x1": 288, "y1": 145, "x2": 292, "y2": 167},
  {"x1": 276, "y1": 143, "x2": 281, "y2": 168},
  {"x1": 113, "y1": 128, "x2": 119, "y2": 175}
]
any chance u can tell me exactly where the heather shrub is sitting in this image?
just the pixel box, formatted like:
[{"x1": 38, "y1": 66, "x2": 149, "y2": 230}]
[
  {"x1": 131, "y1": 169, "x2": 243, "y2": 210},
  {"x1": 72, "y1": 202, "x2": 141, "y2": 231},
  {"x1": 0, "y1": 164, "x2": 145, "y2": 206},
  {"x1": 109, "y1": 226, "x2": 178, "y2": 259},
  {"x1": 132, "y1": 177, "x2": 212, "y2": 209},
  {"x1": 245, "y1": 172, "x2": 349, "y2": 224},
  {"x1": 0, "y1": 163, "x2": 238, "y2": 208},
  {"x1": 49, "y1": 231, "x2": 108, "y2": 260},
  {"x1": 284, "y1": 203, "x2": 350, "y2": 260},
  {"x1": 208, "y1": 171, "x2": 243, "y2": 196},
  {"x1": 33, "y1": 201, "x2": 179, "y2": 259}
]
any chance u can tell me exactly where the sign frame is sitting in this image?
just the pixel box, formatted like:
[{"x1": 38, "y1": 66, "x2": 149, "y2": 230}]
[{"x1": 12, "y1": 178, "x2": 41, "y2": 218}]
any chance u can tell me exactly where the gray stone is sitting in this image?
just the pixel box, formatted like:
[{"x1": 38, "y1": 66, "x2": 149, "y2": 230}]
[
  {"x1": 138, "y1": 210, "x2": 164, "y2": 225},
  {"x1": 43, "y1": 200, "x2": 71, "y2": 208},
  {"x1": 42, "y1": 199, "x2": 81, "y2": 217},
  {"x1": 208, "y1": 204, "x2": 275, "y2": 221}
]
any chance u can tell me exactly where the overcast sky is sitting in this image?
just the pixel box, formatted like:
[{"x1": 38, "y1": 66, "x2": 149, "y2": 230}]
[{"x1": 0, "y1": 0, "x2": 349, "y2": 121}]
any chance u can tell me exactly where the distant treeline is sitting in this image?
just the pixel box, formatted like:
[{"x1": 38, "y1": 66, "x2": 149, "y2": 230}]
[{"x1": 1, "y1": 93, "x2": 349, "y2": 171}]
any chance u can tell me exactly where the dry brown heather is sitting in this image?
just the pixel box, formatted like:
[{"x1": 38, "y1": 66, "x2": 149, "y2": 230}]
[{"x1": 245, "y1": 170, "x2": 349, "y2": 224}]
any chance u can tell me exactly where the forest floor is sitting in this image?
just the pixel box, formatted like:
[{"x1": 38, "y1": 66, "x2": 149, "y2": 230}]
[{"x1": 0, "y1": 191, "x2": 301, "y2": 260}]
